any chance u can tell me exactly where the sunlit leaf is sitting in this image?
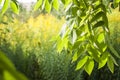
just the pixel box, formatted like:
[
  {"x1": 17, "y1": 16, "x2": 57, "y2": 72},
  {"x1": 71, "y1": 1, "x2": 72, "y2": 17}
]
[
  {"x1": 3, "y1": 70, "x2": 16, "y2": 80},
  {"x1": 72, "y1": 51, "x2": 78, "y2": 62},
  {"x1": 98, "y1": 52, "x2": 109, "y2": 69},
  {"x1": 53, "y1": 0, "x2": 59, "y2": 10},
  {"x1": 76, "y1": 56, "x2": 88, "y2": 70},
  {"x1": 45, "y1": 0, "x2": 52, "y2": 13},
  {"x1": 84, "y1": 58, "x2": 94, "y2": 75},
  {"x1": 10, "y1": 1, "x2": 19, "y2": 14},
  {"x1": 97, "y1": 32, "x2": 104, "y2": 43},
  {"x1": 1, "y1": 0, "x2": 10, "y2": 15},
  {"x1": 34, "y1": 0, "x2": 42, "y2": 11}
]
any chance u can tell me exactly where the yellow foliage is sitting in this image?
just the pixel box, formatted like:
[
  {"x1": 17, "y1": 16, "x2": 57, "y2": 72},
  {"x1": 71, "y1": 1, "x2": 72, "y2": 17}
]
[
  {"x1": 108, "y1": 8, "x2": 120, "y2": 22},
  {"x1": 0, "y1": 14, "x2": 65, "y2": 50}
]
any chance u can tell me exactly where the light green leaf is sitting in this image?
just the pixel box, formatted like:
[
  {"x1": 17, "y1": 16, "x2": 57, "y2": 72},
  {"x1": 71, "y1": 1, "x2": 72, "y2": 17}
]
[
  {"x1": 1, "y1": 0, "x2": 10, "y2": 15},
  {"x1": 57, "y1": 37, "x2": 64, "y2": 53},
  {"x1": 116, "y1": 0, "x2": 120, "y2": 3},
  {"x1": 98, "y1": 52, "x2": 109, "y2": 69},
  {"x1": 10, "y1": 1, "x2": 19, "y2": 14},
  {"x1": 76, "y1": 56, "x2": 88, "y2": 70},
  {"x1": 84, "y1": 58, "x2": 94, "y2": 75},
  {"x1": 4, "y1": 70, "x2": 16, "y2": 80},
  {"x1": 57, "y1": 36, "x2": 68, "y2": 53},
  {"x1": 34, "y1": 0, "x2": 42, "y2": 11},
  {"x1": 72, "y1": 51, "x2": 78, "y2": 62},
  {"x1": 0, "y1": 51, "x2": 16, "y2": 71},
  {"x1": 107, "y1": 56, "x2": 114, "y2": 73},
  {"x1": 45, "y1": 0, "x2": 52, "y2": 13},
  {"x1": 53, "y1": 0, "x2": 59, "y2": 10},
  {"x1": 97, "y1": 32, "x2": 104, "y2": 43},
  {"x1": 0, "y1": 51, "x2": 28, "y2": 80}
]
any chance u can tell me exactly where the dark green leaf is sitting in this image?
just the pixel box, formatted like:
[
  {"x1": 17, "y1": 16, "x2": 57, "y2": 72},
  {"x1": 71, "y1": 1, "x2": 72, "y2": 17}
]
[
  {"x1": 107, "y1": 39, "x2": 120, "y2": 58},
  {"x1": 107, "y1": 56, "x2": 114, "y2": 73},
  {"x1": 110, "y1": 55, "x2": 118, "y2": 66},
  {"x1": 93, "y1": 21, "x2": 104, "y2": 29},
  {"x1": 91, "y1": 11, "x2": 105, "y2": 23}
]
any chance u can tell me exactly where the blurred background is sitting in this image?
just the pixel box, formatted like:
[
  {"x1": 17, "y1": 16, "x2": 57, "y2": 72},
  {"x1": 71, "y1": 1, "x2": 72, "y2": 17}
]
[{"x1": 0, "y1": 1, "x2": 120, "y2": 80}]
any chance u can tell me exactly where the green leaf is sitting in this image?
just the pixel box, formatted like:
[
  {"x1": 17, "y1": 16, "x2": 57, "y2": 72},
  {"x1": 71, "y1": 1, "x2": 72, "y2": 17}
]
[
  {"x1": 34, "y1": 0, "x2": 42, "y2": 11},
  {"x1": 84, "y1": 58, "x2": 94, "y2": 75},
  {"x1": 110, "y1": 55, "x2": 118, "y2": 66},
  {"x1": 3, "y1": 70, "x2": 16, "y2": 80},
  {"x1": 116, "y1": 0, "x2": 120, "y2": 3},
  {"x1": 61, "y1": 0, "x2": 65, "y2": 4},
  {"x1": 53, "y1": 0, "x2": 59, "y2": 10},
  {"x1": 0, "y1": 51, "x2": 28, "y2": 80},
  {"x1": 1, "y1": 0, "x2": 10, "y2": 15},
  {"x1": 72, "y1": 51, "x2": 78, "y2": 62},
  {"x1": 88, "y1": 47, "x2": 100, "y2": 62},
  {"x1": 97, "y1": 32, "x2": 104, "y2": 43},
  {"x1": 71, "y1": 6, "x2": 79, "y2": 16},
  {"x1": 98, "y1": 52, "x2": 109, "y2": 69},
  {"x1": 10, "y1": 1, "x2": 19, "y2": 14},
  {"x1": 45, "y1": 0, "x2": 52, "y2": 13},
  {"x1": 106, "y1": 33, "x2": 120, "y2": 58},
  {"x1": 109, "y1": 44, "x2": 120, "y2": 58},
  {"x1": 93, "y1": 21, "x2": 104, "y2": 29},
  {"x1": 76, "y1": 56, "x2": 88, "y2": 70},
  {"x1": 107, "y1": 56, "x2": 114, "y2": 73},
  {"x1": 91, "y1": 11, "x2": 105, "y2": 23},
  {"x1": 57, "y1": 36, "x2": 68, "y2": 53},
  {"x1": 0, "y1": 51, "x2": 16, "y2": 71}
]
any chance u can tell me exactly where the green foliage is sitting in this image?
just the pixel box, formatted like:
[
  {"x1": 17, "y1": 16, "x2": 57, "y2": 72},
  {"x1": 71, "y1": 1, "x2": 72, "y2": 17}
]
[
  {"x1": 52, "y1": 0, "x2": 120, "y2": 75},
  {"x1": 0, "y1": 0, "x2": 120, "y2": 78}
]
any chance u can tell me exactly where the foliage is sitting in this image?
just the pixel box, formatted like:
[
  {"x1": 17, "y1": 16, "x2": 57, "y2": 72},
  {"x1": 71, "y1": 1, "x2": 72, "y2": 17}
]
[
  {"x1": 53, "y1": 0, "x2": 120, "y2": 75},
  {"x1": 0, "y1": 0, "x2": 120, "y2": 78},
  {"x1": 82, "y1": 9, "x2": 120, "y2": 80},
  {"x1": 0, "y1": 14, "x2": 84, "y2": 80}
]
